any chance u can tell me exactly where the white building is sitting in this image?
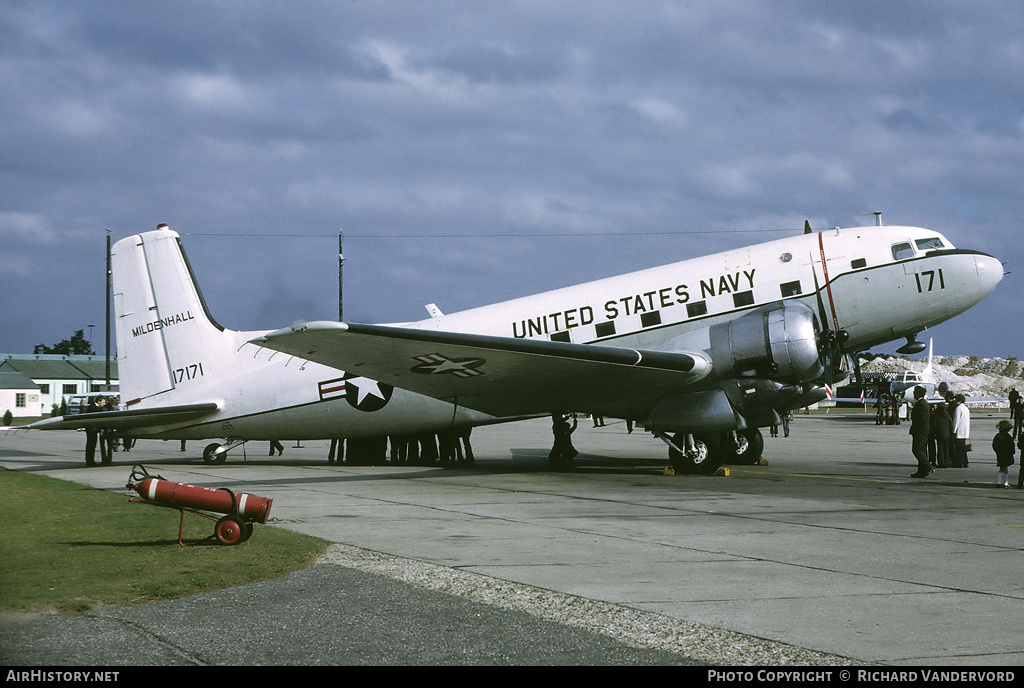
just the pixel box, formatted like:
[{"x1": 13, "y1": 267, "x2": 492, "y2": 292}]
[
  {"x1": 0, "y1": 371, "x2": 42, "y2": 420},
  {"x1": 0, "y1": 355, "x2": 119, "y2": 415}
]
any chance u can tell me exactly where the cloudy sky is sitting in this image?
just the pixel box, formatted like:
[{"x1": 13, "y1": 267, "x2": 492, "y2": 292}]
[{"x1": 1, "y1": 1, "x2": 1020, "y2": 361}]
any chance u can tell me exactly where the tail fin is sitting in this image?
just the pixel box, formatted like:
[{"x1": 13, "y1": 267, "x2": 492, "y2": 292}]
[{"x1": 112, "y1": 226, "x2": 229, "y2": 405}]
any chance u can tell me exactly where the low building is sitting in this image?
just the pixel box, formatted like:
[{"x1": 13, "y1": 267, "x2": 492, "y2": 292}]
[
  {"x1": 0, "y1": 354, "x2": 119, "y2": 415},
  {"x1": 0, "y1": 371, "x2": 42, "y2": 420}
]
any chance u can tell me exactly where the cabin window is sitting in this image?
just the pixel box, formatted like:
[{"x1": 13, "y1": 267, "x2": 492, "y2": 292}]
[
  {"x1": 851, "y1": 258, "x2": 867, "y2": 269},
  {"x1": 641, "y1": 311, "x2": 662, "y2": 328},
  {"x1": 780, "y1": 280, "x2": 802, "y2": 297},
  {"x1": 686, "y1": 301, "x2": 708, "y2": 318},
  {"x1": 733, "y1": 291, "x2": 754, "y2": 307},
  {"x1": 550, "y1": 331, "x2": 571, "y2": 343},
  {"x1": 915, "y1": 237, "x2": 945, "y2": 252},
  {"x1": 595, "y1": 321, "x2": 616, "y2": 338},
  {"x1": 891, "y1": 242, "x2": 915, "y2": 261}
]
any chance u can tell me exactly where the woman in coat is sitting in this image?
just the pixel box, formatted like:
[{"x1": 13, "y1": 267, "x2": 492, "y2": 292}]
[{"x1": 952, "y1": 394, "x2": 971, "y2": 468}]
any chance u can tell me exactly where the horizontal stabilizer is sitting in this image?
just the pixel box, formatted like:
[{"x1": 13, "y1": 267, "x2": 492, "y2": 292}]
[
  {"x1": 19, "y1": 403, "x2": 220, "y2": 431},
  {"x1": 251, "y1": 322, "x2": 709, "y2": 417}
]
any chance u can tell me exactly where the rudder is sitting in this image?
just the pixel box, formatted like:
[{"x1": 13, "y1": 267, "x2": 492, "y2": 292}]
[{"x1": 113, "y1": 226, "x2": 228, "y2": 404}]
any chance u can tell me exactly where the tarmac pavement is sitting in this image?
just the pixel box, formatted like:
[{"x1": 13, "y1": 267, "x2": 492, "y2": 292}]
[{"x1": 2, "y1": 412, "x2": 1022, "y2": 666}]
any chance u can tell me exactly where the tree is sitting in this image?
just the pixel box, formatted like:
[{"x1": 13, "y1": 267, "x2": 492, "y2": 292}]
[{"x1": 33, "y1": 330, "x2": 95, "y2": 355}]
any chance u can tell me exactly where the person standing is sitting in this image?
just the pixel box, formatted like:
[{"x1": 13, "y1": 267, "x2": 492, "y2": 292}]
[
  {"x1": 1009, "y1": 391, "x2": 1023, "y2": 440},
  {"x1": 269, "y1": 440, "x2": 284, "y2": 456},
  {"x1": 1016, "y1": 432, "x2": 1024, "y2": 489},
  {"x1": 909, "y1": 386, "x2": 933, "y2": 478},
  {"x1": 992, "y1": 420, "x2": 1015, "y2": 488},
  {"x1": 83, "y1": 396, "x2": 107, "y2": 467},
  {"x1": 932, "y1": 401, "x2": 952, "y2": 468},
  {"x1": 952, "y1": 394, "x2": 971, "y2": 468},
  {"x1": 548, "y1": 413, "x2": 578, "y2": 466}
]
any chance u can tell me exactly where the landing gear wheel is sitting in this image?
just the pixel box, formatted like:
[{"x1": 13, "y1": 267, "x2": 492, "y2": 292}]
[
  {"x1": 203, "y1": 443, "x2": 227, "y2": 464},
  {"x1": 214, "y1": 515, "x2": 246, "y2": 545},
  {"x1": 726, "y1": 428, "x2": 764, "y2": 465},
  {"x1": 668, "y1": 433, "x2": 725, "y2": 475}
]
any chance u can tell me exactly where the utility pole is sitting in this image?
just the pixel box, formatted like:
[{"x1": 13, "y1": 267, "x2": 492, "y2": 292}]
[
  {"x1": 338, "y1": 229, "x2": 345, "y2": 321},
  {"x1": 105, "y1": 231, "x2": 111, "y2": 386}
]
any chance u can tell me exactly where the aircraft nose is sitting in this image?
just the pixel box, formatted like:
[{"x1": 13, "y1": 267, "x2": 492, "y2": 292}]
[{"x1": 974, "y1": 252, "x2": 1004, "y2": 296}]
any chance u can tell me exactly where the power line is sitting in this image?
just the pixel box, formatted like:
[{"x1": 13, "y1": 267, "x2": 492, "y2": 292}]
[{"x1": 180, "y1": 228, "x2": 801, "y2": 238}]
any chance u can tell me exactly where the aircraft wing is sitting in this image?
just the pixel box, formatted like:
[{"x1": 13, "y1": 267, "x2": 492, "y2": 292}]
[
  {"x1": 252, "y1": 322, "x2": 710, "y2": 417},
  {"x1": 17, "y1": 403, "x2": 220, "y2": 431}
]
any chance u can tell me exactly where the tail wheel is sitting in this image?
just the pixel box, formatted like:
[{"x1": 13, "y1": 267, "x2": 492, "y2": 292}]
[
  {"x1": 214, "y1": 515, "x2": 246, "y2": 545},
  {"x1": 726, "y1": 428, "x2": 764, "y2": 465},
  {"x1": 668, "y1": 433, "x2": 725, "y2": 475},
  {"x1": 203, "y1": 443, "x2": 228, "y2": 464}
]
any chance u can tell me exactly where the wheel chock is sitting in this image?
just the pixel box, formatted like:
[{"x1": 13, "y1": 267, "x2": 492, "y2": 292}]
[
  {"x1": 715, "y1": 467, "x2": 730, "y2": 476},
  {"x1": 757, "y1": 458, "x2": 769, "y2": 466},
  {"x1": 663, "y1": 466, "x2": 676, "y2": 476}
]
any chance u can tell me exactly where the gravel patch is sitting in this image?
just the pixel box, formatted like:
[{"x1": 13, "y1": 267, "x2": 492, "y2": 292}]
[{"x1": 319, "y1": 543, "x2": 863, "y2": 666}]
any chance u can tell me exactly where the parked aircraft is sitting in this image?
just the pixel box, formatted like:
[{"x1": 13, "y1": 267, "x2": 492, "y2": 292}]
[
  {"x1": 830, "y1": 339, "x2": 976, "y2": 408},
  {"x1": 888, "y1": 340, "x2": 954, "y2": 403},
  {"x1": 24, "y1": 220, "x2": 1003, "y2": 473}
]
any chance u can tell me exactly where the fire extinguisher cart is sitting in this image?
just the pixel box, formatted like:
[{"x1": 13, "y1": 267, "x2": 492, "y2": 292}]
[{"x1": 127, "y1": 465, "x2": 273, "y2": 547}]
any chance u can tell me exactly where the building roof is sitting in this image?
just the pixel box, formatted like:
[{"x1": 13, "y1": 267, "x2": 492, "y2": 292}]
[
  {"x1": 0, "y1": 371, "x2": 40, "y2": 390},
  {"x1": 0, "y1": 354, "x2": 118, "y2": 380}
]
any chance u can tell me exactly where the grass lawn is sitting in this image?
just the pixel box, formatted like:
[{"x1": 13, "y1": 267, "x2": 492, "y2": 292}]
[{"x1": 0, "y1": 467, "x2": 329, "y2": 613}]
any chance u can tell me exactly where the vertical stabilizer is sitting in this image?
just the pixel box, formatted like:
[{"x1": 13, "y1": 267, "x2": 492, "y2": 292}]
[{"x1": 112, "y1": 226, "x2": 227, "y2": 404}]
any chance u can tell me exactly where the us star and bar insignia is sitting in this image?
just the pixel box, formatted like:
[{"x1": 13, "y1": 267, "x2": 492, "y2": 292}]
[{"x1": 411, "y1": 353, "x2": 486, "y2": 378}]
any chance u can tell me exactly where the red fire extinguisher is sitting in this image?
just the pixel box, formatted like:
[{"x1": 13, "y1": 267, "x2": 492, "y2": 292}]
[{"x1": 127, "y1": 465, "x2": 273, "y2": 545}]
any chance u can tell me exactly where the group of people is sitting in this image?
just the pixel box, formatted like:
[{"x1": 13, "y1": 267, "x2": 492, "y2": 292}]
[
  {"x1": 81, "y1": 394, "x2": 127, "y2": 466},
  {"x1": 910, "y1": 386, "x2": 1024, "y2": 487},
  {"x1": 324, "y1": 429, "x2": 476, "y2": 466},
  {"x1": 908, "y1": 387, "x2": 973, "y2": 478}
]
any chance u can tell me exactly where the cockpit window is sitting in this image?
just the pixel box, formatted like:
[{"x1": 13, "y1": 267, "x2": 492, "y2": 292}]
[
  {"x1": 915, "y1": 237, "x2": 945, "y2": 252},
  {"x1": 891, "y1": 242, "x2": 915, "y2": 261}
]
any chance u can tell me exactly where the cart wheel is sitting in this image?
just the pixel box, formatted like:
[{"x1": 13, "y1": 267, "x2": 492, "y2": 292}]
[
  {"x1": 214, "y1": 515, "x2": 246, "y2": 545},
  {"x1": 240, "y1": 522, "x2": 254, "y2": 543}
]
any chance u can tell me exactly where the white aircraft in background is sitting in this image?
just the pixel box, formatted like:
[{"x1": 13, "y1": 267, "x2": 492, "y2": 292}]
[
  {"x1": 888, "y1": 339, "x2": 955, "y2": 403},
  {"x1": 830, "y1": 339, "x2": 970, "y2": 408},
  {"x1": 24, "y1": 218, "x2": 1003, "y2": 474}
]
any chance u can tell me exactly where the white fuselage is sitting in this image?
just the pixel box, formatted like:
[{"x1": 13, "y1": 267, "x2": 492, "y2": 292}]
[{"x1": 408, "y1": 226, "x2": 1001, "y2": 354}]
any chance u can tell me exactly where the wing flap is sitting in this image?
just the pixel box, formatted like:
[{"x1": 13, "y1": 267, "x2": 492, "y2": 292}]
[
  {"x1": 19, "y1": 403, "x2": 220, "y2": 431},
  {"x1": 252, "y1": 322, "x2": 710, "y2": 417}
]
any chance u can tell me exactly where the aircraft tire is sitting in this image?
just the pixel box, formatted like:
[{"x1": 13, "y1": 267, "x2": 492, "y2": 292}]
[
  {"x1": 668, "y1": 433, "x2": 725, "y2": 475},
  {"x1": 203, "y1": 442, "x2": 228, "y2": 464},
  {"x1": 726, "y1": 428, "x2": 764, "y2": 465},
  {"x1": 214, "y1": 515, "x2": 246, "y2": 545}
]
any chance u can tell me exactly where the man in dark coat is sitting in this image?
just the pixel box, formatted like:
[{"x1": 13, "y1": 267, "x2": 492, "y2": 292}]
[
  {"x1": 83, "y1": 396, "x2": 107, "y2": 467},
  {"x1": 909, "y1": 386, "x2": 933, "y2": 478}
]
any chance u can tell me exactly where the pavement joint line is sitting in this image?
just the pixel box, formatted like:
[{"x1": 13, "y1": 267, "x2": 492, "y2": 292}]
[{"x1": 317, "y1": 542, "x2": 865, "y2": 666}]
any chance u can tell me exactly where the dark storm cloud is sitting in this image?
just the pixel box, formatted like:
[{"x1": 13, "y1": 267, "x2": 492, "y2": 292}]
[{"x1": 0, "y1": 1, "x2": 1021, "y2": 358}]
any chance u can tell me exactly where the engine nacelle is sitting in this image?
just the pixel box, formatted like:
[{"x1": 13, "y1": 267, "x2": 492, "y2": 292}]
[
  {"x1": 643, "y1": 301, "x2": 826, "y2": 433},
  {"x1": 709, "y1": 301, "x2": 823, "y2": 384}
]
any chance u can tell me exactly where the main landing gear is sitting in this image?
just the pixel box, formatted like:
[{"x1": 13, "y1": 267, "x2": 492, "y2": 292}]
[
  {"x1": 725, "y1": 428, "x2": 764, "y2": 465},
  {"x1": 655, "y1": 427, "x2": 764, "y2": 474}
]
